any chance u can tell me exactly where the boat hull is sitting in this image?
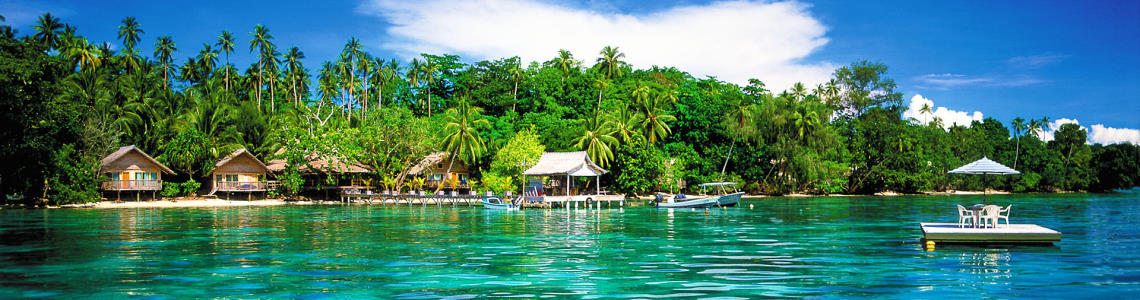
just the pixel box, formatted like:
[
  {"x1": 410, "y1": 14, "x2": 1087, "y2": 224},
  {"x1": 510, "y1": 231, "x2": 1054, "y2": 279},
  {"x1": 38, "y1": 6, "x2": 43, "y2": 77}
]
[
  {"x1": 481, "y1": 198, "x2": 518, "y2": 210},
  {"x1": 657, "y1": 192, "x2": 743, "y2": 208}
]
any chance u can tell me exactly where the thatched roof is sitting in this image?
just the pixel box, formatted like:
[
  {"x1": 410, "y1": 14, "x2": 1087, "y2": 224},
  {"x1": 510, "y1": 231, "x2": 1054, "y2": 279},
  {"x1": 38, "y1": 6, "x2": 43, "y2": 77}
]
[
  {"x1": 265, "y1": 148, "x2": 372, "y2": 174},
  {"x1": 408, "y1": 152, "x2": 448, "y2": 175},
  {"x1": 100, "y1": 145, "x2": 176, "y2": 174},
  {"x1": 522, "y1": 151, "x2": 607, "y2": 177},
  {"x1": 211, "y1": 149, "x2": 269, "y2": 175}
]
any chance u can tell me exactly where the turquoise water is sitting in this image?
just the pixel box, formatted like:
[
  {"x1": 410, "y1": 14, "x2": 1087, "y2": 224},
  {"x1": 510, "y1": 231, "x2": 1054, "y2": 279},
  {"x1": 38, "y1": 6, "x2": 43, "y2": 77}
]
[{"x1": 2, "y1": 192, "x2": 1138, "y2": 298}]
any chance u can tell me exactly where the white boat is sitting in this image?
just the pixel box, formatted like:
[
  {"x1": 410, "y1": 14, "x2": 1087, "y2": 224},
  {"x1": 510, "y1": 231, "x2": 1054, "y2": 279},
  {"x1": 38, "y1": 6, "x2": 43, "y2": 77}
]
[
  {"x1": 656, "y1": 182, "x2": 743, "y2": 209},
  {"x1": 481, "y1": 197, "x2": 519, "y2": 210}
]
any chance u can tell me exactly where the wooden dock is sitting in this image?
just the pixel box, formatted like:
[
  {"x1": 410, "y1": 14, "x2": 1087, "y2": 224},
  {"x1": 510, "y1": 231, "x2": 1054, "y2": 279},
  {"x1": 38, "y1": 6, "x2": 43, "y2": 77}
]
[{"x1": 920, "y1": 223, "x2": 1062, "y2": 244}]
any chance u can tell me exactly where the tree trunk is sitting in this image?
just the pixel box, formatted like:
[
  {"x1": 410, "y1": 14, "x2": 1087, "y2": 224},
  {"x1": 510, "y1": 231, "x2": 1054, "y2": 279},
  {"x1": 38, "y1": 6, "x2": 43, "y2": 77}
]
[
  {"x1": 291, "y1": 74, "x2": 298, "y2": 107},
  {"x1": 721, "y1": 135, "x2": 737, "y2": 175},
  {"x1": 427, "y1": 87, "x2": 432, "y2": 117},
  {"x1": 257, "y1": 60, "x2": 263, "y2": 110},
  {"x1": 513, "y1": 78, "x2": 519, "y2": 112}
]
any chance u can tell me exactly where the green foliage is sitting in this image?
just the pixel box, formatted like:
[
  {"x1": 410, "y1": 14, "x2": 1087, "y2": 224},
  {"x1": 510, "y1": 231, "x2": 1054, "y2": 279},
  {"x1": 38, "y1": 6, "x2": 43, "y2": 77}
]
[
  {"x1": 1, "y1": 17, "x2": 1136, "y2": 202},
  {"x1": 160, "y1": 128, "x2": 209, "y2": 178},
  {"x1": 46, "y1": 144, "x2": 100, "y2": 205},
  {"x1": 612, "y1": 136, "x2": 666, "y2": 195},
  {"x1": 490, "y1": 128, "x2": 545, "y2": 182},
  {"x1": 481, "y1": 172, "x2": 514, "y2": 194},
  {"x1": 181, "y1": 179, "x2": 201, "y2": 196}
]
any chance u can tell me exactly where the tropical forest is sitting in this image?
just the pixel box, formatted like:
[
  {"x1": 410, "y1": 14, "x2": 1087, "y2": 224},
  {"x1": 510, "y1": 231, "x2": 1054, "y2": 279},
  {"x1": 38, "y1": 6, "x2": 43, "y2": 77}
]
[{"x1": 2, "y1": 13, "x2": 1139, "y2": 206}]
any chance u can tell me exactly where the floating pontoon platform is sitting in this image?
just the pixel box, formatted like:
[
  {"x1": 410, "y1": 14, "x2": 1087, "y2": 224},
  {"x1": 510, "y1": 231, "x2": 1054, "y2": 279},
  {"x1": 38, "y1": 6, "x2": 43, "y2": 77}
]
[{"x1": 920, "y1": 223, "x2": 1062, "y2": 244}]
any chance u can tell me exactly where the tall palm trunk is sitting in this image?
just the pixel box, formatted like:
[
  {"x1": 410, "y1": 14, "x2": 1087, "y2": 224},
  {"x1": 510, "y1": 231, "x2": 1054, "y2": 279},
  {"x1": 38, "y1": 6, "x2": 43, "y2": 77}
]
[
  {"x1": 1013, "y1": 134, "x2": 1021, "y2": 169},
  {"x1": 721, "y1": 133, "x2": 738, "y2": 175},
  {"x1": 427, "y1": 86, "x2": 432, "y2": 117},
  {"x1": 256, "y1": 60, "x2": 263, "y2": 109},
  {"x1": 513, "y1": 78, "x2": 519, "y2": 112},
  {"x1": 224, "y1": 54, "x2": 230, "y2": 92},
  {"x1": 291, "y1": 74, "x2": 298, "y2": 106},
  {"x1": 270, "y1": 76, "x2": 276, "y2": 112}
]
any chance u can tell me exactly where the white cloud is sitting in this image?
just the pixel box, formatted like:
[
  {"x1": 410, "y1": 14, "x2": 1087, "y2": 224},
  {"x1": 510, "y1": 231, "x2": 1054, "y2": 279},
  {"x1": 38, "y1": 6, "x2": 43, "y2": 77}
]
[
  {"x1": 903, "y1": 94, "x2": 983, "y2": 130},
  {"x1": 1006, "y1": 53, "x2": 1067, "y2": 69},
  {"x1": 1038, "y1": 118, "x2": 1140, "y2": 145},
  {"x1": 357, "y1": 0, "x2": 835, "y2": 90},
  {"x1": 914, "y1": 73, "x2": 1043, "y2": 90}
]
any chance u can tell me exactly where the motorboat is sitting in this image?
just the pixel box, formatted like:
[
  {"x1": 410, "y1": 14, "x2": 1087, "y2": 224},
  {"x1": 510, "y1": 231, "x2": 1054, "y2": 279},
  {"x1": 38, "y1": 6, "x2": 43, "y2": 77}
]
[
  {"x1": 481, "y1": 197, "x2": 519, "y2": 210},
  {"x1": 656, "y1": 182, "x2": 743, "y2": 208}
]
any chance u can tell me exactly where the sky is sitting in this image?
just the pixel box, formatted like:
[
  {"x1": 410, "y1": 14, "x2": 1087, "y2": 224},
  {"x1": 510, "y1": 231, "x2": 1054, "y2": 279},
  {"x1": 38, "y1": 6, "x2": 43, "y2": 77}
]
[{"x1": 3, "y1": 0, "x2": 1139, "y2": 144}]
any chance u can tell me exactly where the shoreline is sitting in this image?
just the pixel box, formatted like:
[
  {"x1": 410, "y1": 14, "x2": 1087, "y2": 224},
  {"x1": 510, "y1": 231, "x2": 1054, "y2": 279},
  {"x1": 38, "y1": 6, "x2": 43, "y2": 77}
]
[{"x1": 0, "y1": 190, "x2": 1068, "y2": 209}]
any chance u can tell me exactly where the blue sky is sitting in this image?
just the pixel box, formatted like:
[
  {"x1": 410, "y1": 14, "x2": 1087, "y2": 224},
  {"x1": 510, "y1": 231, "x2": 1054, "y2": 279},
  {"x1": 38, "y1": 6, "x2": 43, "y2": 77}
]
[{"x1": 3, "y1": 0, "x2": 1138, "y2": 143}]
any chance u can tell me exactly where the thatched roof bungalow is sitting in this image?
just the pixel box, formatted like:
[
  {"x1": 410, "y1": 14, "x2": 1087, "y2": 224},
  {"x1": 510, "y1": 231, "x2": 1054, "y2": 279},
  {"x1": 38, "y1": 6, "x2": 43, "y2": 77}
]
[
  {"x1": 211, "y1": 149, "x2": 272, "y2": 193},
  {"x1": 408, "y1": 152, "x2": 471, "y2": 189},
  {"x1": 99, "y1": 145, "x2": 175, "y2": 191}
]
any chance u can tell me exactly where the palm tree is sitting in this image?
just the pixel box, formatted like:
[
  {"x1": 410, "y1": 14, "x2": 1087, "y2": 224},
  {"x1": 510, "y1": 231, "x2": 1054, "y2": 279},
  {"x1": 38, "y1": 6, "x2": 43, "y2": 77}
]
[
  {"x1": 1028, "y1": 119, "x2": 1043, "y2": 139},
  {"x1": 33, "y1": 13, "x2": 63, "y2": 51},
  {"x1": 340, "y1": 38, "x2": 363, "y2": 112},
  {"x1": 249, "y1": 25, "x2": 274, "y2": 108},
  {"x1": 420, "y1": 60, "x2": 440, "y2": 117},
  {"x1": 215, "y1": 30, "x2": 235, "y2": 92},
  {"x1": 596, "y1": 45, "x2": 626, "y2": 79},
  {"x1": 1011, "y1": 117, "x2": 1026, "y2": 169},
  {"x1": 509, "y1": 57, "x2": 523, "y2": 112},
  {"x1": 640, "y1": 93, "x2": 677, "y2": 144},
  {"x1": 630, "y1": 82, "x2": 650, "y2": 108},
  {"x1": 555, "y1": 49, "x2": 577, "y2": 84},
  {"x1": 594, "y1": 78, "x2": 609, "y2": 109},
  {"x1": 116, "y1": 17, "x2": 143, "y2": 53},
  {"x1": 406, "y1": 58, "x2": 422, "y2": 111},
  {"x1": 920, "y1": 102, "x2": 933, "y2": 124},
  {"x1": 607, "y1": 106, "x2": 643, "y2": 143},
  {"x1": 153, "y1": 35, "x2": 177, "y2": 90},
  {"x1": 196, "y1": 43, "x2": 217, "y2": 80},
  {"x1": 575, "y1": 111, "x2": 618, "y2": 167},
  {"x1": 68, "y1": 38, "x2": 102, "y2": 72},
  {"x1": 790, "y1": 82, "x2": 807, "y2": 101},
  {"x1": 439, "y1": 99, "x2": 489, "y2": 191},
  {"x1": 722, "y1": 96, "x2": 756, "y2": 174},
  {"x1": 263, "y1": 44, "x2": 281, "y2": 112},
  {"x1": 284, "y1": 46, "x2": 305, "y2": 106}
]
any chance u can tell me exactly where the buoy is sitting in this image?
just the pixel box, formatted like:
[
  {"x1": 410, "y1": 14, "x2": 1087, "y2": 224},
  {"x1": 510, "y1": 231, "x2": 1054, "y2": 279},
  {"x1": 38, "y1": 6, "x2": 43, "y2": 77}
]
[
  {"x1": 705, "y1": 208, "x2": 709, "y2": 214},
  {"x1": 749, "y1": 204, "x2": 754, "y2": 209},
  {"x1": 723, "y1": 206, "x2": 727, "y2": 211},
  {"x1": 925, "y1": 240, "x2": 936, "y2": 250},
  {"x1": 690, "y1": 208, "x2": 695, "y2": 212}
]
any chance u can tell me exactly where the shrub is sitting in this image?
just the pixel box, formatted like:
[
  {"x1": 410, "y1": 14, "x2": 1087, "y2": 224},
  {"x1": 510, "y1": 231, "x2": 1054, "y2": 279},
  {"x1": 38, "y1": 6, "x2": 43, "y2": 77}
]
[{"x1": 45, "y1": 144, "x2": 100, "y2": 205}]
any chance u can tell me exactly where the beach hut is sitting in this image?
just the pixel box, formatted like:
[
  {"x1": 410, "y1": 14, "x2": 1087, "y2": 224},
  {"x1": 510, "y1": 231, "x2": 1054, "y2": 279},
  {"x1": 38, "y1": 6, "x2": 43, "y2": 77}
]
[
  {"x1": 265, "y1": 149, "x2": 373, "y2": 196},
  {"x1": 98, "y1": 145, "x2": 175, "y2": 200},
  {"x1": 522, "y1": 151, "x2": 608, "y2": 197},
  {"x1": 408, "y1": 152, "x2": 471, "y2": 190},
  {"x1": 210, "y1": 149, "x2": 273, "y2": 199}
]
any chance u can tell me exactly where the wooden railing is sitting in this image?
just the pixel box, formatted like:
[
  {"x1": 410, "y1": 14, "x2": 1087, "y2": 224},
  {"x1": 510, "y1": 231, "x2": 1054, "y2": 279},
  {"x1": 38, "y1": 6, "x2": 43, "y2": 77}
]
[
  {"x1": 425, "y1": 180, "x2": 470, "y2": 189},
  {"x1": 216, "y1": 181, "x2": 278, "y2": 192},
  {"x1": 101, "y1": 180, "x2": 162, "y2": 191}
]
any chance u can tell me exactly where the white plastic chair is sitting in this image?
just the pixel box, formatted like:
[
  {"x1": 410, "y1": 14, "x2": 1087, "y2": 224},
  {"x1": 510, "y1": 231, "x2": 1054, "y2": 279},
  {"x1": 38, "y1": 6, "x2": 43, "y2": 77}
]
[
  {"x1": 996, "y1": 204, "x2": 1011, "y2": 227},
  {"x1": 979, "y1": 205, "x2": 1001, "y2": 228},
  {"x1": 956, "y1": 204, "x2": 976, "y2": 228}
]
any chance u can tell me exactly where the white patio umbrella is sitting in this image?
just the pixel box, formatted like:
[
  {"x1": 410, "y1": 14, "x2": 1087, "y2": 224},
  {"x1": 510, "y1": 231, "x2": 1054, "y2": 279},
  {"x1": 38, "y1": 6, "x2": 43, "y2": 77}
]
[{"x1": 948, "y1": 156, "x2": 1020, "y2": 202}]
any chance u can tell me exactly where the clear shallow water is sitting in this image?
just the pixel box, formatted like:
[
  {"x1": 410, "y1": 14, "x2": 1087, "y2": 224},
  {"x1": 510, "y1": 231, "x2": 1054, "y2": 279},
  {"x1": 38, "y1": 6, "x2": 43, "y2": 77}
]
[{"x1": 1, "y1": 192, "x2": 1138, "y2": 298}]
